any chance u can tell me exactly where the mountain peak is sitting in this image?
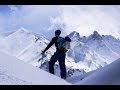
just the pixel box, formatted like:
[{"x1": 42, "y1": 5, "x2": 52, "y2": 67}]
[
  {"x1": 70, "y1": 31, "x2": 79, "y2": 35},
  {"x1": 68, "y1": 31, "x2": 80, "y2": 41},
  {"x1": 92, "y1": 30, "x2": 102, "y2": 40},
  {"x1": 93, "y1": 31, "x2": 100, "y2": 36},
  {"x1": 17, "y1": 27, "x2": 30, "y2": 33}
]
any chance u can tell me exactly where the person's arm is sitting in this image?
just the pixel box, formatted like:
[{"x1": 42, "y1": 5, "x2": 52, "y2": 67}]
[{"x1": 42, "y1": 37, "x2": 55, "y2": 53}]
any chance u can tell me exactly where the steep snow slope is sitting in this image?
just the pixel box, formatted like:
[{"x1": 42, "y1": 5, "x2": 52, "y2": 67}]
[
  {"x1": 0, "y1": 51, "x2": 71, "y2": 85},
  {"x1": 66, "y1": 70, "x2": 95, "y2": 84},
  {"x1": 76, "y1": 58, "x2": 120, "y2": 85},
  {"x1": 103, "y1": 35, "x2": 120, "y2": 55}
]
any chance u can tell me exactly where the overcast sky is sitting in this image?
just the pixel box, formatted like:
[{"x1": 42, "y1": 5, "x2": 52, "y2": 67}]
[{"x1": 0, "y1": 5, "x2": 120, "y2": 39}]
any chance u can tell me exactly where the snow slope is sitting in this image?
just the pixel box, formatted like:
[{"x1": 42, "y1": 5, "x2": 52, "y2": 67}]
[
  {"x1": 76, "y1": 58, "x2": 120, "y2": 85},
  {"x1": 66, "y1": 70, "x2": 95, "y2": 84},
  {"x1": 0, "y1": 51, "x2": 71, "y2": 85}
]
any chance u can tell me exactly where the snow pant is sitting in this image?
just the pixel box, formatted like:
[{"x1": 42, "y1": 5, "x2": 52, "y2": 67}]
[{"x1": 49, "y1": 51, "x2": 66, "y2": 79}]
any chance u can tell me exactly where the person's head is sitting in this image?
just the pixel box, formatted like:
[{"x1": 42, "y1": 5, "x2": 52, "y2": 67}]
[{"x1": 55, "y1": 30, "x2": 61, "y2": 37}]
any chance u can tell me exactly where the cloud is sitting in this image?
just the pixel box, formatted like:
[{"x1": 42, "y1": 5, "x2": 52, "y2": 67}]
[
  {"x1": 0, "y1": 5, "x2": 60, "y2": 38},
  {"x1": 0, "y1": 5, "x2": 120, "y2": 39},
  {"x1": 50, "y1": 5, "x2": 120, "y2": 38}
]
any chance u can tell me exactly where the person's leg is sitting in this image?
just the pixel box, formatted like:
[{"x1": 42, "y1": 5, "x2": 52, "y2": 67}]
[
  {"x1": 58, "y1": 53, "x2": 66, "y2": 79},
  {"x1": 49, "y1": 52, "x2": 58, "y2": 74}
]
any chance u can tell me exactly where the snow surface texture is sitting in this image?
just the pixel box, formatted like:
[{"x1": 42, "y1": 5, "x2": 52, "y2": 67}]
[
  {"x1": 76, "y1": 58, "x2": 120, "y2": 85},
  {"x1": 0, "y1": 66, "x2": 30, "y2": 85},
  {"x1": 0, "y1": 51, "x2": 70, "y2": 85}
]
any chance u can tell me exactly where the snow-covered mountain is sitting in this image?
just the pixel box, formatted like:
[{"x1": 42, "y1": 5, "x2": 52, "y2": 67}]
[
  {"x1": 0, "y1": 28, "x2": 120, "y2": 82},
  {"x1": 68, "y1": 31, "x2": 81, "y2": 41},
  {"x1": 67, "y1": 30, "x2": 120, "y2": 71},
  {"x1": 83, "y1": 31, "x2": 120, "y2": 62},
  {"x1": 0, "y1": 51, "x2": 70, "y2": 85}
]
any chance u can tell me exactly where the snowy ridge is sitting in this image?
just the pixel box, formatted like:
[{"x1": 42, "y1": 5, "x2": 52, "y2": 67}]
[{"x1": 0, "y1": 51, "x2": 71, "y2": 85}]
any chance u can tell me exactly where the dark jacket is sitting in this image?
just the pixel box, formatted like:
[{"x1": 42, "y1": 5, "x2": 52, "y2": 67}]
[{"x1": 43, "y1": 36, "x2": 62, "y2": 53}]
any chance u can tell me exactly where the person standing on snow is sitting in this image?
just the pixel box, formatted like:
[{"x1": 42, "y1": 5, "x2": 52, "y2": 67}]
[{"x1": 41, "y1": 30, "x2": 71, "y2": 79}]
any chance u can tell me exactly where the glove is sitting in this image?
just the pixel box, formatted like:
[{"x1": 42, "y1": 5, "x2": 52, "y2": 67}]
[
  {"x1": 41, "y1": 51, "x2": 47, "y2": 58},
  {"x1": 41, "y1": 51, "x2": 45, "y2": 56}
]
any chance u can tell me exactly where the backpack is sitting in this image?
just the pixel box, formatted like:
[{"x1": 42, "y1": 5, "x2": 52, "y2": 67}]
[{"x1": 57, "y1": 36, "x2": 71, "y2": 52}]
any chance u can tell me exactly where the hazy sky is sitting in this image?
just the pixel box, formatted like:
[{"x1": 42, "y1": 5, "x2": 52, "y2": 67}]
[{"x1": 0, "y1": 5, "x2": 120, "y2": 39}]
